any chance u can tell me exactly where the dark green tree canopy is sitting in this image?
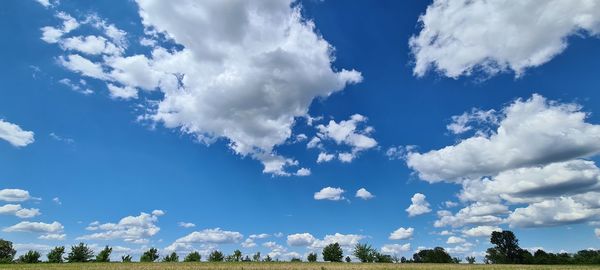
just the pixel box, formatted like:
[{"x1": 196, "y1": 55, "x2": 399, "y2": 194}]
[
  {"x1": 412, "y1": 247, "x2": 453, "y2": 263},
  {"x1": 307, "y1": 252, "x2": 317, "y2": 262},
  {"x1": 47, "y1": 246, "x2": 65, "y2": 263},
  {"x1": 353, "y1": 243, "x2": 376, "y2": 263},
  {"x1": 18, "y1": 250, "x2": 41, "y2": 263},
  {"x1": 121, "y1": 255, "x2": 132, "y2": 262},
  {"x1": 184, "y1": 251, "x2": 201, "y2": 262},
  {"x1": 208, "y1": 250, "x2": 224, "y2": 262},
  {"x1": 0, "y1": 239, "x2": 16, "y2": 264},
  {"x1": 66, "y1": 243, "x2": 94, "y2": 263},
  {"x1": 95, "y1": 246, "x2": 112, "y2": 262},
  {"x1": 322, "y1": 242, "x2": 344, "y2": 262},
  {"x1": 140, "y1": 247, "x2": 159, "y2": 262},
  {"x1": 162, "y1": 252, "x2": 179, "y2": 262},
  {"x1": 485, "y1": 230, "x2": 529, "y2": 264}
]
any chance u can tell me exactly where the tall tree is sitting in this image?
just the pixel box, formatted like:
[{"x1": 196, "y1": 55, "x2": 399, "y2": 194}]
[
  {"x1": 140, "y1": 248, "x2": 159, "y2": 262},
  {"x1": 95, "y1": 246, "x2": 112, "y2": 262},
  {"x1": 208, "y1": 250, "x2": 224, "y2": 262},
  {"x1": 184, "y1": 251, "x2": 201, "y2": 262},
  {"x1": 252, "y1": 252, "x2": 261, "y2": 262},
  {"x1": 485, "y1": 231, "x2": 526, "y2": 264},
  {"x1": 0, "y1": 239, "x2": 16, "y2": 264},
  {"x1": 322, "y1": 242, "x2": 344, "y2": 262},
  {"x1": 47, "y1": 246, "x2": 65, "y2": 263},
  {"x1": 162, "y1": 252, "x2": 179, "y2": 262},
  {"x1": 121, "y1": 255, "x2": 132, "y2": 262},
  {"x1": 66, "y1": 243, "x2": 94, "y2": 263},
  {"x1": 307, "y1": 252, "x2": 317, "y2": 262},
  {"x1": 412, "y1": 247, "x2": 453, "y2": 263},
  {"x1": 233, "y1": 249, "x2": 242, "y2": 262},
  {"x1": 353, "y1": 243, "x2": 376, "y2": 263},
  {"x1": 18, "y1": 250, "x2": 41, "y2": 263}
]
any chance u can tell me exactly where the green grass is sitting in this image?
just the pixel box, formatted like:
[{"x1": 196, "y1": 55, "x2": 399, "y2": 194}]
[{"x1": 1, "y1": 263, "x2": 600, "y2": 270}]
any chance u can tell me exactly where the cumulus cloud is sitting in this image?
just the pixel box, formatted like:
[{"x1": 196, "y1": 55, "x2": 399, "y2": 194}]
[
  {"x1": 78, "y1": 210, "x2": 163, "y2": 243},
  {"x1": 314, "y1": 187, "x2": 345, "y2": 201},
  {"x1": 381, "y1": 243, "x2": 411, "y2": 255},
  {"x1": 173, "y1": 228, "x2": 243, "y2": 244},
  {"x1": 287, "y1": 233, "x2": 316, "y2": 246},
  {"x1": 178, "y1": 222, "x2": 195, "y2": 228},
  {"x1": 310, "y1": 233, "x2": 364, "y2": 249},
  {"x1": 40, "y1": 12, "x2": 79, "y2": 43},
  {"x1": 0, "y1": 120, "x2": 35, "y2": 147},
  {"x1": 0, "y1": 189, "x2": 32, "y2": 202},
  {"x1": 406, "y1": 193, "x2": 431, "y2": 217},
  {"x1": 241, "y1": 238, "x2": 256, "y2": 248},
  {"x1": 314, "y1": 114, "x2": 377, "y2": 163},
  {"x1": 508, "y1": 197, "x2": 600, "y2": 228},
  {"x1": 434, "y1": 203, "x2": 509, "y2": 228},
  {"x1": 39, "y1": 233, "x2": 66, "y2": 240},
  {"x1": 410, "y1": 0, "x2": 600, "y2": 78},
  {"x1": 0, "y1": 204, "x2": 40, "y2": 218},
  {"x1": 355, "y1": 188, "x2": 374, "y2": 200},
  {"x1": 446, "y1": 236, "x2": 466, "y2": 244},
  {"x1": 389, "y1": 227, "x2": 414, "y2": 240},
  {"x1": 596, "y1": 228, "x2": 600, "y2": 238},
  {"x1": 3, "y1": 221, "x2": 64, "y2": 234},
  {"x1": 316, "y1": 152, "x2": 335, "y2": 163},
  {"x1": 58, "y1": 78, "x2": 94, "y2": 95},
  {"x1": 462, "y1": 226, "x2": 502, "y2": 238},
  {"x1": 60, "y1": 35, "x2": 123, "y2": 56}
]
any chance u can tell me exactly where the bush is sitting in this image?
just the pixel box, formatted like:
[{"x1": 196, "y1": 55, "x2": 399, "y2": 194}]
[
  {"x1": 0, "y1": 239, "x2": 16, "y2": 264},
  {"x1": 66, "y1": 243, "x2": 94, "y2": 263},
  {"x1": 18, "y1": 250, "x2": 41, "y2": 263},
  {"x1": 121, "y1": 255, "x2": 132, "y2": 262},
  {"x1": 162, "y1": 252, "x2": 179, "y2": 262},
  {"x1": 322, "y1": 242, "x2": 343, "y2": 262},
  {"x1": 140, "y1": 248, "x2": 159, "y2": 262},
  {"x1": 307, "y1": 252, "x2": 317, "y2": 262},
  {"x1": 47, "y1": 246, "x2": 65, "y2": 263},
  {"x1": 291, "y1": 257, "x2": 302, "y2": 262},
  {"x1": 345, "y1": 256, "x2": 351, "y2": 263},
  {"x1": 208, "y1": 250, "x2": 224, "y2": 262},
  {"x1": 184, "y1": 251, "x2": 201, "y2": 262},
  {"x1": 95, "y1": 246, "x2": 112, "y2": 262},
  {"x1": 252, "y1": 252, "x2": 261, "y2": 262},
  {"x1": 466, "y1": 256, "x2": 476, "y2": 264},
  {"x1": 412, "y1": 247, "x2": 453, "y2": 263}
]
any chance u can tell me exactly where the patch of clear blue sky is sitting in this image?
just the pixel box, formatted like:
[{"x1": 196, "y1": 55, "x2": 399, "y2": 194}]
[{"x1": 1, "y1": 0, "x2": 600, "y2": 258}]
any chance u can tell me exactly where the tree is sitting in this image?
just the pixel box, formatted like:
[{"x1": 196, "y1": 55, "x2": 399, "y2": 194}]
[
  {"x1": 412, "y1": 247, "x2": 452, "y2": 263},
  {"x1": 452, "y1": 257, "x2": 462, "y2": 264},
  {"x1": 263, "y1": 255, "x2": 273, "y2": 262},
  {"x1": 375, "y1": 252, "x2": 393, "y2": 263},
  {"x1": 208, "y1": 250, "x2": 224, "y2": 262},
  {"x1": 121, "y1": 255, "x2": 132, "y2": 262},
  {"x1": 485, "y1": 231, "x2": 526, "y2": 264},
  {"x1": 353, "y1": 243, "x2": 376, "y2": 263},
  {"x1": 95, "y1": 246, "x2": 112, "y2": 262},
  {"x1": 0, "y1": 239, "x2": 16, "y2": 264},
  {"x1": 252, "y1": 252, "x2": 261, "y2": 262},
  {"x1": 47, "y1": 246, "x2": 65, "y2": 263},
  {"x1": 466, "y1": 256, "x2": 476, "y2": 264},
  {"x1": 162, "y1": 252, "x2": 179, "y2": 262},
  {"x1": 345, "y1": 256, "x2": 351, "y2": 263},
  {"x1": 184, "y1": 251, "x2": 201, "y2": 262},
  {"x1": 66, "y1": 243, "x2": 94, "y2": 263},
  {"x1": 140, "y1": 248, "x2": 159, "y2": 262},
  {"x1": 307, "y1": 252, "x2": 317, "y2": 262},
  {"x1": 322, "y1": 242, "x2": 344, "y2": 262},
  {"x1": 291, "y1": 257, "x2": 302, "y2": 262},
  {"x1": 233, "y1": 249, "x2": 242, "y2": 262},
  {"x1": 18, "y1": 250, "x2": 41, "y2": 263}
]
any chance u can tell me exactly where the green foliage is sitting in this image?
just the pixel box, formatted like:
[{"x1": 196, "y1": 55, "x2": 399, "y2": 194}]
[
  {"x1": 47, "y1": 246, "x2": 65, "y2": 263},
  {"x1": 140, "y1": 248, "x2": 159, "y2": 262},
  {"x1": 375, "y1": 252, "x2": 393, "y2": 263},
  {"x1": 121, "y1": 255, "x2": 132, "y2": 262},
  {"x1": 322, "y1": 242, "x2": 343, "y2": 262},
  {"x1": 183, "y1": 251, "x2": 201, "y2": 262},
  {"x1": 353, "y1": 243, "x2": 376, "y2": 263},
  {"x1": 233, "y1": 249, "x2": 242, "y2": 262},
  {"x1": 95, "y1": 246, "x2": 112, "y2": 262},
  {"x1": 466, "y1": 256, "x2": 476, "y2": 264},
  {"x1": 66, "y1": 243, "x2": 94, "y2": 263},
  {"x1": 263, "y1": 255, "x2": 273, "y2": 262},
  {"x1": 345, "y1": 256, "x2": 351, "y2": 263},
  {"x1": 485, "y1": 230, "x2": 527, "y2": 264},
  {"x1": 291, "y1": 257, "x2": 302, "y2": 262},
  {"x1": 252, "y1": 252, "x2": 261, "y2": 262},
  {"x1": 412, "y1": 247, "x2": 453, "y2": 263},
  {"x1": 208, "y1": 250, "x2": 224, "y2": 262},
  {"x1": 17, "y1": 250, "x2": 41, "y2": 263},
  {"x1": 307, "y1": 252, "x2": 317, "y2": 262},
  {"x1": 0, "y1": 239, "x2": 16, "y2": 264},
  {"x1": 162, "y1": 252, "x2": 179, "y2": 262}
]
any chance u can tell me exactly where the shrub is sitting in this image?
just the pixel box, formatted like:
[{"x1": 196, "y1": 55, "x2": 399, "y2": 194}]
[
  {"x1": 184, "y1": 251, "x2": 201, "y2": 262},
  {"x1": 121, "y1": 255, "x2": 132, "y2": 262},
  {"x1": 208, "y1": 250, "x2": 224, "y2": 262},
  {"x1": 140, "y1": 248, "x2": 159, "y2": 262},
  {"x1": 307, "y1": 252, "x2": 317, "y2": 262},
  {"x1": 66, "y1": 243, "x2": 94, "y2": 263}
]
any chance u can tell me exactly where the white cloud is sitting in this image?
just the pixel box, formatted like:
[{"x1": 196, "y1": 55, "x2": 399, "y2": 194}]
[
  {"x1": 385, "y1": 145, "x2": 415, "y2": 160},
  {"x1": 0, "y1": 120, "x2": 35, "y2": 147},
  {"x1": 410, "y1": 0, "x2": 600, "y2": 78},
  {"x1": 58, "y1": 78, "x2": 94, "y2": 95},
  {"x1": 315, "y1": 114, "x2": 377, "y2": 163},
  {"x1": 77, "y1": 210, "x2": 163, "y2": 243},
  {"x1": 178, "y1": 222, "x2": 196, "y2": 228},
  {"x1": 59, "y1": 54, "x2": 109, "y2": 80},
  {"x1": 444, "y1": 201, "x2": 459, "y2": 208},
  {"x1": 446, "y1": 236, "x2": 466, "y2": 244},
  {"x1": 241, "y1": 238, "x2": 256, "y2": 248},
  {"x1": 0, "y1": 189, "x2": 32, "y2": 202},
  {"x1": 173, "y1": 228, "x2": 243, "y2": 244},
  {"x1": 3, "y1": 221, "x2": 64, "y2": 233},
  {"x1": 355, "y1": 188, "x2": 374, "y2": 200},
  {"x1": 434, "y1": 203, "x2": 509, "y2": 228},
  {"x1": 407, "y1": 94, "x2": 600, "y2": 182},
  {"x1": 39, "y1": 233, "x2": 66, "y2": 240},
  {"x1": 389, "y1": 227, "x2": 414, "y2": 240},
  {"x1": 314, "y1": 187, "x2": 345, "y2": 201},
  {"x1": 0, "y1": 204, "x2": 39, "y2": 218},
  {"x1": 508, "y1": 197, "x2": 600, "y2": 228},
  {"x1": 446, "y1": 109, "x2": 497, "y2": 135},
  {"x1": 52, "y1": 197, "x2": 61, "y2": 205},
  {"x1": 439, "y1": 230, "x2": 453, "y2": 236},
  {"x1": 60, "y1": 35, "x2": 123, "y2": 56},
  {"x1": 40, "y1": 12, "x2": 79, "y2": 43},
  {"x1": 381, "y1": 243, "x2": 411, "y2": 255},
  {"x1": 249, "y1": 233, "x2": 270, "y2": 239},
  {"x1": 287, "y1": 233, "x2": 316, "y2": 246},
  {"x1": 316, "y1": 152, "x2": 334, "y2": 163},
  {"x1": 406, "y1": 193, "x2": 431, "y2": 217},
  {"x1": 462, "y1": 226, "x2": 502, "y2": 238},
  {"x1": 310, "y1": 233, "x2": 364, "y2": 249},
  {"x1": 35, "y1": 0, "x2": 52, "y2": 8},
  {"x1": 107, "y1": 83, "x2": 138, "y2": 100},
  {"x1": 295, "y1": 167, "x2": 311, "y2": 176},
  {"x1": 595, "y1": 228, "x2": 600, "y2": 238}
]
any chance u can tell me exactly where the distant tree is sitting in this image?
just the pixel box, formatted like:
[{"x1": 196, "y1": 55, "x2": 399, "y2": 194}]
[
  {"x1": 353, "y1": 243, "x2": 376, "y2": 263},
  {"x1": 291, "y1": 257, "x2": 302, "y2": 262},
  {"x1": 466, "y1": 256, "x2": 476, "y2": 264},
  {"x1": 452, "y1": 257, "x2": 462, "y2": 264},
  {"x1": 412, "y1": 247, "x2": 452, "y2": 263},
  {"x1": 322, "y1": 242, "x2": 343, "y2": 262},
  {"x1": 307, "y1": 252, "x2": 317, "y2": 262},
  {"x1": 208, "y1": 250, "x2": 224, "y2": 262},
  {"x1": 184, "y1": 251, "x2": 201, "y2": 262},
  {"x1": 242, "y1": 255, "x2": 251, "y2": 262},
  {"x1": 18, "y1": 250, "x2": 41, "y2": 263},
  {"x1": 140, "y1": 248, "x2": 159, "y2": 262},
  {"x1": 345, "y1": 256, "x2": 351, "y2": 263},
  {"x1": 66, "y1": 243, "x2": 94, "y2": 263},
  {"x1": 162, "y1": 252, "x2": 179, "y2": 262},
  {"x1": 95, "y1": 246, "x2": 112, "y2": 262},
  {"x1": 392, "y1": 255, "x2": 400, "y2": 263},
  {"x1": 485, "y1": 231, "x2": 526, "y2": 264},
  {"x1": 400, "y1": 256, "x2": 407, "y2": 263},
  {"x1": 263, "y1": 255, "x2": 273, "y2": 262},
  {"x1": 233, "y1": 249, "x2": 242, "y2": 262},
  {"x1": 47, "y1": 246, "x2": 65, "y2": 263},
  {"x1": 375, "y1": 252, "x2": 393, "y2": 263},
  {"x1": 252, "y1": 252, "x2": 261, "y2": 262},
  {"x1": 0, "y1": 239, "x2": 16, "y2": 264},
  {"x1": 121, "y1": 255, "x2": 132, "y2": 262}
]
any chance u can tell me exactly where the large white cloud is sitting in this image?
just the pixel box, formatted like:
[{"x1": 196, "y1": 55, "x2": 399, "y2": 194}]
[
  {"x1": 3, "y1": 221, "x2": 63, "y2": 233},
  {"x1": 0, "y1": 189, "x2": 32, "y2": 202},
  {"x1": 310, "y1": 233, "x2": 364, "y2": 249},
  {"x1": 0, "y1": 120, "x2": 35, "y2": 147},
  {"x1": 410, "y1": 0, "x2": 600, "y2": 78},
  {"x1": 405, "y1": 193, "x2": 431, "y2": 217},
  {"x1": 42, "y1": 0, "x2": 362, "y2": 176},
  {"x1": 355, "y1": 188, "x2": 374, "y2": 200},
  {"x1": 287, "y1": 233, "x2": 316, "y2": 247},
  {"x1": 0, "y1": 204, "x2": 40, "y2": 219},
  {"x1": 389, "y1": 227, "x2": 413, "y2": 240},
  {"x1": 381, "y1": 243, "x2": 411, "y2": 255},
  {"x1": 313, "y1": 114, "x2": 377, "y2": 163},
  {"x1": 462, "y1": 226, "x2": 502, "y2": 238},
  {"x1": 407, "y1": 94, "x2": 600, "y2": 182},
  {"x1": 434, "y1": 203, "x2": 508, "y2": 228},
  {"x1": 507, "y1": 197, "x2": 600, "y2": 228},
  {"x1": 173, "y1": 228, "x2": 243, "y2": 244},
  {"x1": 314, "y1": 187, "x2": 345, "y2": 201},
  {"x1": 78, "y1": 210, "x2": 163, "y2": 243}
]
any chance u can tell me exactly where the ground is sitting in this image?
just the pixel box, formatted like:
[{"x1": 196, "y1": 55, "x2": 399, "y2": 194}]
[{"x1": 2, "y1": 263, "x2": 600, "y2": 270}]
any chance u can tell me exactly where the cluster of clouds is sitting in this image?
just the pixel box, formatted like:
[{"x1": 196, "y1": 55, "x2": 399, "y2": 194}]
[
  {"x1": 78, "y1": 210, "x2": 165, "y2": 244},
  {"x1": 0, "y1": 189, "x2": 41, "y2": 219},
  {"x1": 313, "y1": 187, "x2": 374, "y2": 201},
  {"x1": 39, "y1": 0, "x2": 362, "y2": 176}
]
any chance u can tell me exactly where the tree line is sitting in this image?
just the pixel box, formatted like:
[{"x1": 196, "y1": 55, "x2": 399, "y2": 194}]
[{"x1": 1, "y1": 230, "x2": 600, "y2": 264}]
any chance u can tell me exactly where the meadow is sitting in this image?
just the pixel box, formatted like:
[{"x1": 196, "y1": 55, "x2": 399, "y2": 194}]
[{"x1": 1, "y1": 263, "x2": 600, "y2": 270}]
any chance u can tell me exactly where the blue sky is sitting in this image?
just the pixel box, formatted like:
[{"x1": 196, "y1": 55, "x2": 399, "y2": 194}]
[{"x1": 2, "y1": 0, "x2": 600, "y2": 262}]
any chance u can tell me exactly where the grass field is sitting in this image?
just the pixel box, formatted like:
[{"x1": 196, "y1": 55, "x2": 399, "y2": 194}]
[{"x1": 1, "y1": 263, "x2": 600, "y2": 270}]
